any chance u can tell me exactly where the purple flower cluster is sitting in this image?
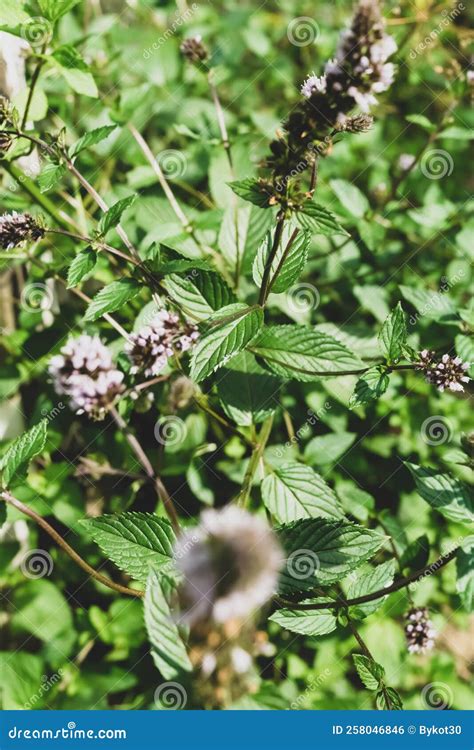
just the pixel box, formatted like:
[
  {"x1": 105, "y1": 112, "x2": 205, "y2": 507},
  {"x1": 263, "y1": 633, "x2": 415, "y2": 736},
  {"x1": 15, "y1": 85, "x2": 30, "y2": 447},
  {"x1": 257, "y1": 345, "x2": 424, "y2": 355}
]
[
  {"x1": 322, "y1": 0, "x2": 397, "y2": 116},
  {"x1": 125, "y1": 310, "x2": 199, "y2": 378},
  {"x1": 417, "y1": 350, "x2": 470, "y2": 393},
  {"x1": 268, "y1": 0, "x2": 397, "y2": 192},
  {"x1": 0, "y1": 211, "x2": 44, "y2": 250},
  {"x1": 405, "y1": 607, "x2": 436, "y2": 654},
  {"x1": 49, "y1": 335, "x2": 124, "y2": 420}
]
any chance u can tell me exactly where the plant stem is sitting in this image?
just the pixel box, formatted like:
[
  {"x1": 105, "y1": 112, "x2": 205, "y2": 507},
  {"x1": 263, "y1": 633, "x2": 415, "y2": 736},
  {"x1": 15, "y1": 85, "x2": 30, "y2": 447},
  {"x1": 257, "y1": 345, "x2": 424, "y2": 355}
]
[
  {"x1": 71, "y1": 286, "x2": 130, "y2": 339},
  {"x1": 347, "y1": 617, "x2": 373, "y2": 659},
  {"x1": 21, "y1": 45, "x2": 47, "y2": 130},
  {"x1": 45, "y1": 228, "x2": 141, "y2": 267},
  {"x1": 127, "y1": 124, "x2": 224, "y2": 273},
  {"x1": 2, "y1": 161, "x2": 74, "y2": 230},
  {"x1": 193, "y1": 395, "x2": 254, "y2": 447},
  {"x1": 246, "y1": 357, "x2": 418, "y2": 379},
  {"x1": 378, "y1": 517, "x2": 414, "y2": 605},
  {"x1": 267, "y1": 227, "x2": 300, "y2": 296},
  {"x1": 64, "y1": 159, "x2": 141, "y2": 263},
  {"x1": 276, "y1": 547, "x2": 459, "y2": 610},
  {"x1": 345, "y1": 615, "x2": 396, "y2": 709},
  {"x1": 110, "y1": 407, "x2": 180, "y2": 534},
  {"x1": 258, "y1": 212, "x2": 286, "y2": 306},
  {"x1": 238, "y1": 414, "x2": 274, "y2": 506},
  {"x1": 386, "y1": 100, "x2": 456, "y2": 204},
  {"x1": 27, "y1": 254, "x2": 130, "y2": 339},
  {"x1": 4, "y1": 128, "x2": 142, "y2": 264},
  {"x1": 0, "y1": 491, "x2": 143, "y2": 598},
  {"x1": 127, "y1": 123, "x2": 192, "y2": 231},
  {"x1": 209, "y1": 79, "x2": 232, "y2": 168}
]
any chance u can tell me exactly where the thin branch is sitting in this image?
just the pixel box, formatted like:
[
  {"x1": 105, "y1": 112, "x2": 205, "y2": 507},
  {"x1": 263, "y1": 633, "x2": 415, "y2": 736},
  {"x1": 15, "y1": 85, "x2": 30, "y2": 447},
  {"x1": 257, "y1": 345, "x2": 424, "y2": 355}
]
[
  {"x1": 0, "y1": 491, "x2": 143, "y2": 598},
  {"x1": 267, "y1": 227, "x2": 300, "y2": 296},
  {"x1": 27, "y1": 254, "x2": 130, "y2": 340},
  {"x1": 127, "y1": 123, "x2": 192, "y2": 231},
  {"x1": 276, "y1": 547, "x2": 459, "y2": 610},
  {"x1": 71, "y1": 286, "x2": 130, "y2": 339},
  {"x1": 258, "y1": 212, "x2": 286, "y2": 306},
  {"x1": 21, "y1": 45, "x2": 47, "y2": 130},
  {"x1": 238, "y1": 414, "x2": 274, "y2": 506},
  {"x1": 345, "y1": 614, "x2": 396, "y2": 709},
  {"x1": 64, "y1": 159, "x2": 141, "y2": 263},
  {"x1": 209, "y1": 78, "x2": 232, "y2": 168},
  {"x1": 110, "y1": 407, "x2": 180, "y2": 534},
  {"x1": 378, "y1": 517, "x2": 414, "y2": 605},
  {"x1": 45, "y1": 228, "x2": 141, "y2": 268},
  {"x1": 193, "y1": 395, "x2": 255, "y2": 448},
  {"x1": 245, "y1": 357, "x2": 418, "y2": 379},
  {"x1": 207, "y1": 71, "x2": 241, "y2": 287},
  {"x1": 4, "y1": 128, "x2": 142, "y2": 264},
  {"x1": 2, "y1": 161, "x2": 76, "y2": 231}
]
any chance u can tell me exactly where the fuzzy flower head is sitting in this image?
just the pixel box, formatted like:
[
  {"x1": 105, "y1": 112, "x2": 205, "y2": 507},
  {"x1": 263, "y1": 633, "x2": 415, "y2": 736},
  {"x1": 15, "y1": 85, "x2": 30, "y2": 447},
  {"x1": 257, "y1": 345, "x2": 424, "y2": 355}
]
[
  {"x1": 174, "y1": 506, "x2": 283, "y2": 625},
  {"x1": 267, "y1": 0, "x2": 396, "y2": 185},
  {"x1": 405, "y1": 607, "x2": 436, "y2": 654},
  {"x1": 325, "y1": 0, "x2": 397, "y2": 113},
  {"x1": 417, "y1": 350, "x2": 470, "y2": 393},
  {"x1": 301, "y1": 73, "x2": 327, "y2": 98},
  {"x1": 49, "y1": 334, "x2": 124, "y2": 420},
  {"x1": 0, "y1": 212, "x2": 45, "y2": 250},
  {"x1": 180, "y1": 36, "x2": 209, "y2": 65},
  {"x1": 336, "y1": 113, "x2": 374, "y2": 132},
  {"x1": 125, "y1": 310, "x2": 199, "y2": 378}
]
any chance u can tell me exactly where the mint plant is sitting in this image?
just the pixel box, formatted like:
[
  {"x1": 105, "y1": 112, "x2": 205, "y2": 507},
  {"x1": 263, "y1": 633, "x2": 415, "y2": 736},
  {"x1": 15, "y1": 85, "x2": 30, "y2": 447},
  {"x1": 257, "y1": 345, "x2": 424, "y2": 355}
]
[{"x1": 0, "y1": 0, "x2": 471, "y2": 711}]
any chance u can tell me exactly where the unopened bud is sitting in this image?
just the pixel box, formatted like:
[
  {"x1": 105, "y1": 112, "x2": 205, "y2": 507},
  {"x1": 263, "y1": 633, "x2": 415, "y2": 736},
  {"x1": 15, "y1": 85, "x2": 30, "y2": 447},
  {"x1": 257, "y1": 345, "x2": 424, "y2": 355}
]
[{"x1": 180, "y1": 36, "x2": 209, "y2": 66}]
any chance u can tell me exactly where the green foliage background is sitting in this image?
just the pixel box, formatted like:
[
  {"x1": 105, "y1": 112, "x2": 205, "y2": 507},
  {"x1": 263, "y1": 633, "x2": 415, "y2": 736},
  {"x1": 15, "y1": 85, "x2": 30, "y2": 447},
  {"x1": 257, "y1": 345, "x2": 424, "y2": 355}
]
[{"x1": 0, "y1": 0, "x2": 472, "y2": 710}]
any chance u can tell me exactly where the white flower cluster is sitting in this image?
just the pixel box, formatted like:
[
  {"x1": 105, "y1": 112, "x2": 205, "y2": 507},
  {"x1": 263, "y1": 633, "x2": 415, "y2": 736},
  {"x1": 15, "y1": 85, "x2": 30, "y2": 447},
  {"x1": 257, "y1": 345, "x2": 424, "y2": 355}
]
[
  {"x1": 417, "y1": 350, "x2": 470, "y2": 393},
  {"x1": 300, "y1": 0, "x2": 397, "y2": 114},
  {"x1": 326, "y1": 0, "x2": 397, "y2": 112},
  {"x1": 49, "y1": 334, "x2": 124, "y2": 420},
  {"x1": 125, "y1": 310, "x2": 199, "y2": 378},
  {"x1": 174, "y1": 506, "x2": 283, "y2": 625},
  {"x1": 301, "y1": 73, "x2": 327, "y2": 98},
  {"x1": 405, "y1": 607, "x2": 436, "y2": 654}
]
